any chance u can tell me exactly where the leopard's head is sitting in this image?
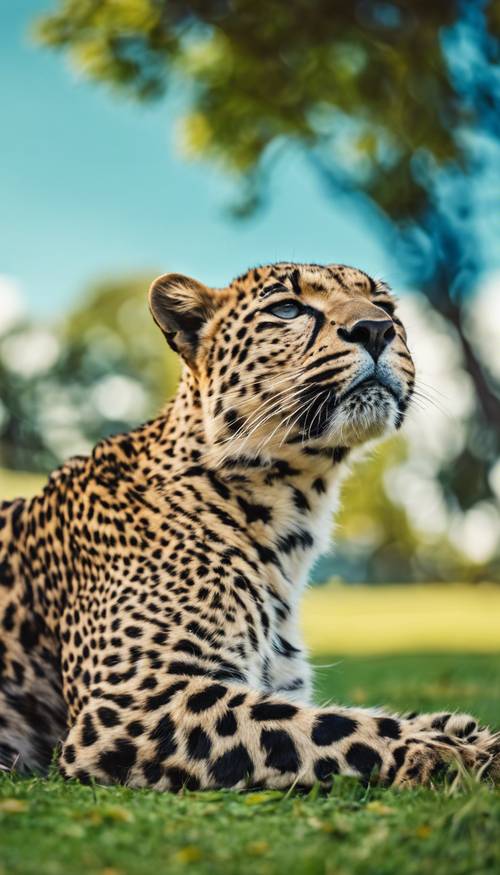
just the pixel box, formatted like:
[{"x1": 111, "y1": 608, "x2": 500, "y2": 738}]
[{"x1": 149, "y1": 262, "x2": 414, "y2": 459}]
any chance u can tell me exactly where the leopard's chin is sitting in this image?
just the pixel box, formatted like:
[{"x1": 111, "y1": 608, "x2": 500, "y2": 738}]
[{"x1": 325, "y1": 382, "x2": 399, "y2": 448}]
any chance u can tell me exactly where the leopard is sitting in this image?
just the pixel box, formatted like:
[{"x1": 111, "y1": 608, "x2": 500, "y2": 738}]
[{"x1": 0, "y1": 261, "x2": 498, "y2": 791}]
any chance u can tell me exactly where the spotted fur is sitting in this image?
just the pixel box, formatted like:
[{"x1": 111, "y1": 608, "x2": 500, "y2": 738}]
[{"x1": 1, "y1": 262, "x2": 498, "y2": 788}]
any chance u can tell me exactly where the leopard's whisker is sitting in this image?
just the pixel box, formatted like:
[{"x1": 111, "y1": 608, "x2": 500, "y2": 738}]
[
  {"x1": 215, "y1": 389, "x2": 307, "y2": 449},
  {"x1": 213, "y1": 385, "x2": 306, "y2": 445}
]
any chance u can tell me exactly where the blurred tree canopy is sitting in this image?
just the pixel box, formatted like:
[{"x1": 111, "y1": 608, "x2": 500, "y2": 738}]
[
  {"x1": 35, "y1": 1, "x2": 499, "y2": 215},
  {"x1": 35, "y1": 0, "x2": 500, "y2": 517},
  {"x1": 0, "y1": 277, "x2": 179, "y2": 473}
]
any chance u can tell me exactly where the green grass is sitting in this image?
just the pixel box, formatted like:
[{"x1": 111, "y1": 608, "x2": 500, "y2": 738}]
[{"x1": 1, "y1": 653, "x2": 500, "y2": 875}]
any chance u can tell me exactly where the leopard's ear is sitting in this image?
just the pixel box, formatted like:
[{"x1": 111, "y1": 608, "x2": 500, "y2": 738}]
[{"x1": 149, "y1": 273, "x2": 218, "y2": 363}]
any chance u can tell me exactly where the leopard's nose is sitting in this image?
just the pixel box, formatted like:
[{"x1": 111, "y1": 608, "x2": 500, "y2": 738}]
[{"x1": 338, "y1": 318, "x2": 395, "y2": 362}]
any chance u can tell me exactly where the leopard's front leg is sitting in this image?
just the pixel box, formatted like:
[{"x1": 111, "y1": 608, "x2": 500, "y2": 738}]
[{"x1": 59, "y1": 680, "x2": 499, "y2": 790}]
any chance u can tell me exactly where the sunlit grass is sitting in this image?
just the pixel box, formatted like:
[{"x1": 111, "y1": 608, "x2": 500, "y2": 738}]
[
  {"x1": 302, "y1": 584, "x2": 500, "y2": 654},
  {"x1": 0, "y1": 468, "x2": 44, "y2": 501}
]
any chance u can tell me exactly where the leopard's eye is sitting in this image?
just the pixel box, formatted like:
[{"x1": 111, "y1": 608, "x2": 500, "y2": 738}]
[{"x1": 268, "y1": 300, "x2": 302, "y2": 320}]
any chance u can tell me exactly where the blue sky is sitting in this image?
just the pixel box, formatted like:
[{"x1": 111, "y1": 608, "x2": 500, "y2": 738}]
[{"x1": 1, "y1": 1, "x2": 396, "y2": 320}]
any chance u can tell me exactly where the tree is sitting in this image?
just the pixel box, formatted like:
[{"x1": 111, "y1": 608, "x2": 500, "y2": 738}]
[
  {"x1": 35, "y1": 0, "x2": 500, "y2": 513},
  {"x1": 0, "y1": 276, "x2": 179, "y2": 472}
]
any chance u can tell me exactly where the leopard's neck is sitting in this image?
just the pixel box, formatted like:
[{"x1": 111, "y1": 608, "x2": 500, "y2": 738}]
[{"x1": 127, "y1": 375, "x2": 350, "y2": 593}]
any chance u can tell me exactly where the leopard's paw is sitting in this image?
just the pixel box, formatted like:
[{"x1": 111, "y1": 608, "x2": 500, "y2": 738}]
[
  {"x1": 385, "y1": 731, "x2": 498, "y2": 788},
  {"x1": 407, "y1": 710, "x2": 498, "y2": 749}
]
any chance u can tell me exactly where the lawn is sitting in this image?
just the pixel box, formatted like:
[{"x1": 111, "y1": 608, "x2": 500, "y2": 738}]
[{"x1": 1, "y1": 652, "x2": 499, "y2": 875}]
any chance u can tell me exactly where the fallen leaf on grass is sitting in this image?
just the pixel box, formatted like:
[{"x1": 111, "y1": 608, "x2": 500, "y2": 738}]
[
  {"x1": 327, "y1": 814, "x2": 354, "y2": 836},
  {"x1": 60, "y1": 823, "x2": 86, "y2": 839},
  {"x1": 246, "y1": 841, "x2": 270, "y2": 856},
  {"x1": 244, "y1": 791, "x2": 283, "y2": 806},
  {"x1": 173, "y1": 846, "x2": 203, "y2": 864},
  {"x1": 307, "y1": 816, "x2": 335, "y2": 833},
  {"x1": 0, "y1": 799, "x2": 28, "y2": 813},
  {"x1": 73, "y1": 805, "x2": 134, "y2": 825},
  {"x1": 190, "y1": 791, "x2": 224, "y2": 803},
  {"x1": 415, "y1": 824, "x2": 432, "y2": 839},
  {"x1": 101, "y1": 805, "x2": 134, "y2": 823},
  {"x1": 366, "y1": 801, "x2": 395, "y2": 816}
]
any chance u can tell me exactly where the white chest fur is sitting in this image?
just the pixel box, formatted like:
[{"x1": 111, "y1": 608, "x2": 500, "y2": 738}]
[{"x1": 248, "y1": 480, "x2": 342, "y2": 705}]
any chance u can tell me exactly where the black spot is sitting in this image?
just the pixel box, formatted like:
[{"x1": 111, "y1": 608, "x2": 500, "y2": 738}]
[
  {"x1": 75, "y1": 770, "x2": 91, "y2": 785},
  {"x1": 216, "y1": 711, "x2": 238, "y2": 737},
  {"x1": 228, "y1": 693, "x2": 246, "y2": 708},
  {"x1": 97, "y1": 706, "x2": 120, "y2": 728},
  {"x1": 292, "y1": 488, "x2": 310, "y2": 512},
  {"x1": 172, "y1": 639, "x2": 203, "y2": 658},
  {"x1": 332, "y1": 446, "x2": 349, "y2": 463},
  {"x1": 276, "y1": 529, "x2": 313, "y2": 554},
  {"x1": 167, "y1": 660, "x2": 205, "y2": 677},
  {"x1": 314, "y1": 757, "x2": 339, "y2": 781},
  {"x1": 81, "y1": 713, "x2": 98, "y2": 747},
  {"x1": 251, "y1": 702, "x2": 298, "y2": 722},
  {"x1": 98, "y1": 739, "x2": 137, "y2": 783},
  {"x1": 150, "y1": 713, "x2": 177, "y2": 760},
  {"x1": 254, "y1": 543, "x2": 280, "y2": 567},
  {"x1": 143, "y1": 760, "x2": 162, "y2": 784},
  {"x1": 146, "y1": 680, "x2": 188, "y2": 711},
  {"x1": 186, "y1": 684, "x2": 227, "y2": 714},
  {"x1": 224, "y1": 409, "x2": 239, "y2": 432},
  {"x1": 124, "y1": 626, "x2": 142, "y2": 639},
  {"x1": 140, "y1": 677, "x2": 157, "y2": 691},
  {"x1": 236, "y1": 495, "x2": 272, "y2": 524},
  {"x1": 166, "y1": 767, "x2": 200, "y2": 792},
  {"x1": 208, "y1": 470, "x2": 231, "y2": 500},
  {"x1": 0, "y1": 560, "x2": 14, "y2": 589},
  {"x1": 261, "y1": 729, "x2": 300, "y2": 774},
  {"x1": 460, "y1": 720, "x2": 477, "y2": 738},
  {"x1": 127, "y1": 721, "x2": 145, "y2": 738},
  {"x1": 377, "y1": 718, "x2": 401, "y2": 739},
  {"x1": 312, "y1": 713, "x2": 358, "y2": 746},
  {"x1": 346, "y1": 743, "x2": 382, "y2": 777},
  {"x1": 2, "y1": 603, "x2": 16, "y2": 631},
  {"x1": 186, "y1": 620, "x2": 212, "y2": 641},
  {"x1": 273, "y1": 636, "x2": 301, "y2": 657},
  {"x1": 312, "y1": 477, "x2": 326, "y2": 495},
  {"x1": 64, "y1": 743, "x2": 76, "y2": 764},
  {"x1": 153, "y1": 632, "x2": 168, "y2": 646},
  {"x1": 19, "y1": 618, "x2": 40, "y2": 650},
  {"x1": 433, "y1": 734, "x2": 458, "y2": 746},
  {"x1": 290, "y1": 268, "x2": 302, "y2": 297},
  {"x1": 187, "y1": 726, "x2": 212, "y2": 760},
  {"x1": 107, "y1": 693, "x2": 133, "y2": 709},
  {"x1": 430, "y1": 714, "x2": 451, "y2": 731},
  {"x1": 210, "y1": 661, "x2": 246, "y2": 684},
  {"x1": 210, "y1": 744, "x2": 254, "y2": 788}
]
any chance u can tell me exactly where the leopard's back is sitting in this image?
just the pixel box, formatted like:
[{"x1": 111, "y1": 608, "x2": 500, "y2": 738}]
[{"x1": 0, "y1": 489, "x2": 67, "y2": 772}]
